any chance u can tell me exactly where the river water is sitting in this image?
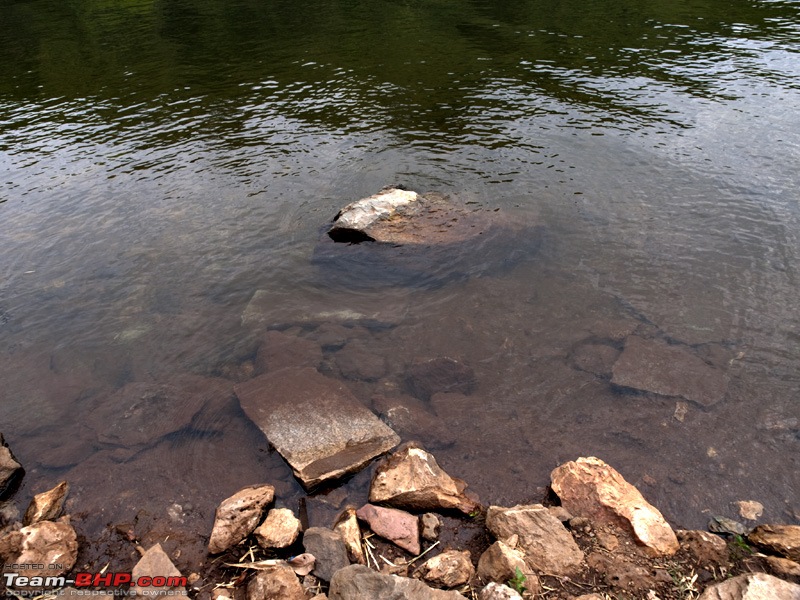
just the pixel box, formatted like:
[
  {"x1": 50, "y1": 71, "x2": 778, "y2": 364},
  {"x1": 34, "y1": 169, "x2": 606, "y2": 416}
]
[{"x1": 1, "y1": 0, "x2": 799, "y2": 572}]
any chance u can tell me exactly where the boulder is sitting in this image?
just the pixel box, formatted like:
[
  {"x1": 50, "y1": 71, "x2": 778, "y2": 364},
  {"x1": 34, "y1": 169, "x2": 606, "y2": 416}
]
[
  {"x1": 0, "y1": 434, "x2": 23, "y2": 499},
  {"x1": 23, "y1": 481, "x2": 69, "y2": 526},
  {"x1": 254, "y1": 330, "x2": 323, "y2": 374},
  {"x1": 328, "y1": 564, "x2": 468, "y2": 599},
  {"x1": 676, "y1": 530, "x2": 729, "y2": 568},
  {"x1": 356, "y1": 503, "x2": 420, "y2": 555},
  {"x1": 246, "y1": 565, "x2": 307, "y2": 600},
  {"x1": 369, "y1": 443, "x2": 479, "y2": 515},
  {"x1": 478, "y1": 583, "x2": 523, "y2": 600},
  {"x1": 418, "y1": 549, "x2": 475, "y2": 588},
  {"x1": 697, "y1": 572, "x2": 800, "y2": 599},
  {"x1": 302, "y1": 527, "x2": 350, "y2": 582},
  {"x1": 611, "y1": 336, "x2": 727, "y2": 407},
  {"x1": 477, "y1": 540, "x2": 539, "y2": 593},
  {"x1": 406, "y1": 358, "x2": 476, "y2": 401},
  {"x1": 748, "y1": 524, "x2": 800, "y2": 561},
  {"x1": 235, "y1": 368, "x2": 399, "y2": 489},
  {"x1": 0, "y1": 518, "x2": 77, "y2": 577},
  {"x1": 550, "y1": 456, "x2": 679, "y2": 556},
  {"x1": 334, "y1": 507, "x2": 366, "y2": 565},
  {"x1": 208, "y1": 484, "x2": 275, "y2": 554},
  {"x1": 254, "y1": 508, "x2": 302, "y2": 549},
  {"x1": 485, "y1": 504, "x2": 583, "y2": 576},
  {"x1": 132, "y1": 543, "x2": 183, "y2": 597}
]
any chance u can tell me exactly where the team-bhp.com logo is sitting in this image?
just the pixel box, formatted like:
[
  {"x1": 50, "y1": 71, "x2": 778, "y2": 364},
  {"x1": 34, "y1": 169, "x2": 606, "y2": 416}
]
[{"x1": 3, "y1": 572, "x2": 188, "y2": 596}]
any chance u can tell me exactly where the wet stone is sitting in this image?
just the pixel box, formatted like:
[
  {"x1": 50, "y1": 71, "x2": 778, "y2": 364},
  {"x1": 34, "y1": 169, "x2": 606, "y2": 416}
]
[
  {"x1": 406, "y1": 357, "x2": 477, "y2": 401},
  {"x1": 254, "y1": 329, "x2": 323, "y2": 374},
  {"x1": 234, "y1": 367, "x2": 400, "y2": 489},
  {"x1": 676, "y1": 530, "x2": 729, "y2": 569},
  {"x1": 334, "y1": 339, "x2": 388, "y2": 381},
  {"x1": 23, "y1": 481, "x2": 69, "y2": 526},
  {"x1": 372, "y1": 394, "x2": 456, "y2": 449},
  {"x1": 611, "y1": 336, "x2": 727, "y2": 407}
]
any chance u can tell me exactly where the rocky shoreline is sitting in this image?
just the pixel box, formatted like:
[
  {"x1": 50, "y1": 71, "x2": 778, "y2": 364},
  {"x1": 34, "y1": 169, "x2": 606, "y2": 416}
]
[{"x1": 2, "y1": 434, "x2": 800, "y2": 600}]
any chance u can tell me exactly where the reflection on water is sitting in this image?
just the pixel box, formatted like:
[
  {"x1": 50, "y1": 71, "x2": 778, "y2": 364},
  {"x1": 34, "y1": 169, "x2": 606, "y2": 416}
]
[{"x1": 1, "y1": 0, "x2": 800, "y2": 571}]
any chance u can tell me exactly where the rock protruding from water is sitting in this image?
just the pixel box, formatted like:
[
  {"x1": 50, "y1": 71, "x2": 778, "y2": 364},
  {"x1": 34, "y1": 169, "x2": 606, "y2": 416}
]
[
  {"x1": 369, "y1": 443, "x2": 479, "y2": 515},
  {"x1": 235, "y1": 368, "x2": 399, "y2": 489},
  {"x1": 328, "y1": 564, "x2": 468, "y2": 600},
  {"x1": 0, "y1": 518, "x2": 78, "y2": 578},
  {"x1": 208, "y1": 484, "x2": 275, "y2": 554},
  {"x1": 0, "y1": 433, "x2": 23, "y2": 499},
  {"x1": 328, "y1": 188, "x2": 420, "y2": 243},
  {"x1": 254, "y1": 508, "x2": 302, "y2": 549},
  {"x1": 23, "y1": 481, "x2": 69, "y2": 526},
  {"x1": 697, "y1": 572, "x2": 800, "y2": 600},
  {"x1": 132, "y1": 543, "x2": 184, "y2": 597},
  {"x1": 550, "y1": 456, "x2": 679, "y2": 557},
  {"x1": 611, "y1": 336, "x2": 727, "y2": 407},
  {"x1": 485, "y1": 504, "x2": 584, "y2": 576},
  {"x1": 748, "y1": 525, "x2": 800, "y2": 562},
  {"x1": 355, "y1": 503, "x2": 420, "y2": 555}
]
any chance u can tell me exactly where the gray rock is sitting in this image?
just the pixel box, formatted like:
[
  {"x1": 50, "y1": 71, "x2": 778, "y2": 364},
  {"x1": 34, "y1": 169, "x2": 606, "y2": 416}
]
[
  {"x1": 697, "y1": 572, "x2": 800, "y2": 600},
  {"x1": 0, "y1": 434, "x2": 23, "y2": 498},
  {"x1": 611, "y1": 336, "x2": 727, "y2": 407},
  {"x1": 356, "y1": 503, "x2": 420, "y2": 555},
  {"x1": 369, "y1": 443, "x2": 479, "y2": 515},
  {"x1": 0, "y1": 518, "x2": 78, "y2": 578},
  {"x1": 208, "y1": 484, "x2": 275, "y2": 554},
  {"x1": 421, "y1": 513, "x2": 441, "y2": 542},
  {"x1": 406, "y1": 357, "x2": 476, "y2": 401},
  {"x1": 23, "y1": 481, "x2": 69, "y2": 526},
  {"x1": 328, "y1": 564, "x2": 468, "y2": 599},
  {"x1": 418, "y1": 549, "x2": 475, "y2": 588},
  {"x1": 485, "y1": 504, "x2": 583, "y2": 576},
  {"x1": 246, "y1": 565, "x2": 307, "y2": 600},
  {"x1": 302, "y1": 527, "x2": 350, "y2": 582},
  {"x1": 254, "y1": 508, "x2": 302, "y2": 549},
  {"x1": 479, "y1": 583, "x2": 523, "y2": 600},
  {"x1": 748, "y1": 524, "x2": 800, "y2": 561},
  {"x1": 132, "y1": 543, "x2": 184, "y2": 596},
  {"x1": 255, "y1": 330, "x2": 323, "y2": 374},
  {"x1": 235, "y1": 368, "x2": 399, "y2": 489}
]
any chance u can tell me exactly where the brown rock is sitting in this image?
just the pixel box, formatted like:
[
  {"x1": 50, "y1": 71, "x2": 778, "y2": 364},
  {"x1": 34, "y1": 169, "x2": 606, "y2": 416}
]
[
  {"x1": 476, "y1": 540, "x2": 539, "y2": 593},
  {"x1": 570, "y1": 342, "x2": 620, "y2": 378},
  {"x1": 1, "y1": 518, "x2": 77, "y2": 577},
  {"x1": 246, "y1": 565, "x2": 307, "y2": 600},
  {"x1": 302, "y1": 527, "x2": 350, "y2": 582},
  {"x1": 254, "y1": 508, "x2": 302, "y2": 549},
  {"x1": 356, "y1": 503, "x2": 420, "y2": 555},
  {"x1": 255, "y1": 330, "x2": 323, "y2": 374},
  {"x1": 132, "y1": 543, "x2": 184, "y2": 596},
  {"x1": 697, "y1": 572, "x2": 800, "y2": 599},
  {"x1": 748, "y1": 524, "x2": 800, "y2": 561},
  {"x1": 235, "y1": 368, "x2": 399, "y2": 489},
  {"x1": 478, "y1": 583, "x2": 523, "y2": 600},
  {"x1": 372, "y1": 394, "x2": 456, "y2": 449},
  {"x1": 208, "y1": 484, "x2": 275, "y2": 554},
  {"x1": 335, "y1": 340, "x2": 387, "y2": 381},
  {"x1": 23, "y1": 481, "x2": 69, "y2": 526},
  {"x1": 421, "y1": 513, "x2": 441, "y2": 542},
  {"x1": 328, "y1": 564, "x2": 468, "y2": 599},
  {"x1": 765, "y1": 556, "x2": 800, "y2": 579},
  {"x1": 677, "y1": 530, "x2": 729, "y2": 568},
  {"x1": 334, "y1": 507, "x2": 366, "y2": 565},
  {"x1": 736, "y1": 500, "x2": 764, "y2": 521},
  {"x1": 406, "y1": 357, "x2": 477, "y2": 401},
  {"x1": 550, "y1": 456, "x2": 679, "y2": 556},
  {"x1": 485, "y1": 504, "x2": 583, "y2": 576},
  {"x1": 419, "y1": 549, "x2": 475, "y2": 588},
  {"x1": 587, "y1": 551, "x2": 669, "y2": 592},
  {"x1": 611, "y1": 336, "x2": 727, "y2": 406},
  {"x1": 369, "y1": 443, "x2": 479, "y2": 515}
]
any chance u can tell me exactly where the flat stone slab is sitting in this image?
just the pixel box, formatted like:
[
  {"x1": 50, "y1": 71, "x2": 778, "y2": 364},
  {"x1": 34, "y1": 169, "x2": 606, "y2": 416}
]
[
  {"x1": 234, "y1": 367, "x2": 399, "y2": 489},
  {"x1": 611, "y1": 336, "x2": 727, "y2": 406}
]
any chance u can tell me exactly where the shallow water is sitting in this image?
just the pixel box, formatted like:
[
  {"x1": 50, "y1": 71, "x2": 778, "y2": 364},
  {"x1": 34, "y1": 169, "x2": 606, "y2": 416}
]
[{"x1": 1, "y1": 0, "x2": 799, "y2": 571}]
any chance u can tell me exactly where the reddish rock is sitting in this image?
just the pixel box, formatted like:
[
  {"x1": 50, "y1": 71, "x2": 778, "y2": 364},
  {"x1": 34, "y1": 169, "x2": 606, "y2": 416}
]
[
  {"x1": 550, "y1": 456, "x2": 679, "y2": 557},
  {"x1": 369, "y1": 443, "x2": 479, "y2": 515},
  {"x1": 418, "y1": 549, "x2": 475, "y2": 588},
  {"x1": 208, "y1": 484, "x2": 275, "y2": 554},
  {"x1": 356, "y1": 503, "x2": 420, "y2": 555},
  {"x1": 335, "y1": 340, "x2": 387, "y2": 381},
  {"x1": 485, "y1": 504, "x2": 583, "y2": 576}
]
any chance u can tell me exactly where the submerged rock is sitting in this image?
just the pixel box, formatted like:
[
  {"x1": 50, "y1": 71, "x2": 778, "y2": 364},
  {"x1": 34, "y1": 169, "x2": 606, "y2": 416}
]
[
  {"x1": 550, "y1": 456, "x2": 679, "y2": 557},
  {"x1": 235, "y1": 368, "x2": 399, "y2": 489},
  {"x1": 328, "y1": 564, "x2": 468, "y2": 599},
  {"x1": 369, "y1": 443, "x2": 479, "y2": 515},
  {"x1": 406, "y1": 357, "x2": 477, "y2": 401},
  {"x1": 697, "y1": 572, "x2": 800, "y2": 599},
  {"x1": 208, "y1": 484, "x2": 275, "y2": 554},
  {"x1": 611, "y1": 336, "x2": 727, "y2": 407},
  {"x1": 23, "y1": 481, "x2": 69, "y2": 526}
]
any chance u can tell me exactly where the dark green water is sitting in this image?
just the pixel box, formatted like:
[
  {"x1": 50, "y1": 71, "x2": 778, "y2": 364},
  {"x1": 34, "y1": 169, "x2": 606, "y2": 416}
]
[{"x1": 1, "y1": 0, "x2": 799, "y2": 571}]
